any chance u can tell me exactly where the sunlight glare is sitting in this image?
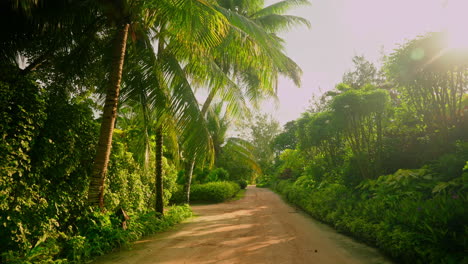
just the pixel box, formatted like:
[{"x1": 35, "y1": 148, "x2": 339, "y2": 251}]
[{"x1": 443, "y1": 0, "x2": 468, "y2": 50}]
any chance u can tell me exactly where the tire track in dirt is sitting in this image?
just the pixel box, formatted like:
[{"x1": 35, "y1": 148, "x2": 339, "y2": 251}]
[{"x1": 93, "y1": 186, "x2": 393, "y2": 264}]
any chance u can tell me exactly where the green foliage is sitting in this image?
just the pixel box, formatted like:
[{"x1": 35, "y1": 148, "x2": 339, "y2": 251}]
[
  {"x1": 105, "y1": 142, "x2": 150, "y2": 213},
  {"x1": 255, "y1": 174, "x2": 274, "y2": 187},
  {"x1": 385, "y1": 32, "x2": 468, "y2": 145},
  {"x1": 330, "y1": 88, "x2": 389, "y2": 179},
  {"x1": 216, "y1": 143, "x2": 256, "y2": 182},
  {"x1": 2, "y1": 206, "x2": 191, "y2": 264},
  {"x1": 0, "y1": 67, "x2": 46, "y2": 185},
  {"x1": 265, "y1": 46, "x2": 468, "y2": 263},
  {"x1": 238, "y1": 114, "x2": 280, "y2": 177},
  {"x1": 237, "y1": 179, "x2": 248, "y2": 189},
  {"x1": 276, "y1": 149, "x2": 305, "y2": 180},
  {"x1": 0, "y1": 0, "x2": 309, "y2": 261},
  {"x1": 0, "y1": 70, "x2": 99, "y2": 259},
  {"x1": 273, "y1": 120, "x2": 298, "y2": 153},
  {"x1": 191, "y1": 182, "x2": 240, "y2": 203},
  {"x1": 205, "y1": 168, "x2": 230, "y2": 183},
  {"x1": 191, "y1": 167, "x2": 210, "y2": 184},
  {"x1": 342, "y1": 55, "x2": 383, "y2": 89},
  {"x1": 274, "y1": 162, "x2": 468, "y2": 264},
  {"x1": 172, "y1": 181, "x2": 240, "y2": 203},
  {"x1": 105, "y1": 128, "x2": 179, "y2": 213}
]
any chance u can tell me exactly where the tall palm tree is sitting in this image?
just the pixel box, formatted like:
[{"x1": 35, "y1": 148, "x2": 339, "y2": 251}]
[
  {"x1": 1, "y1": 0, "x2": 228, "y2": 209},
  {"x1": 88, "y1": 0, "x2": 230, "y2": 208},
  {"x1": 181, "y1": 0, "x2": 310, "y2": 203},
  {"x1": 118, "y1": 18, "x2": 223, "y2": 213}
]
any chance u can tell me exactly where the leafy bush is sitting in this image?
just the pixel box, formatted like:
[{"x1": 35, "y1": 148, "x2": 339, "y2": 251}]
[
  {"x1": 169, "y1": 185, "x2": 186, "y2": 204},
  {"x1": 204, "y1": 168, "x2": 230, "y2": 183},
  {"x1": 237, "y1": 179, "x2": 248, "y2": 189},
  {"x1": 1, "y1": 206, "x2": 192, "y2": 264},
  {"x1": 274, "y1": 171, "x2": 468, "y2": 264},
  {"x1": 106, "y1": 141, "x2": 178, "y2": 214},
  {"x1": 255, "y1": 174, "x2": 274, "y2": 187},
  {"x1": 190, "y1": 182, "x2": 240, "y2": 203},
  {"x1": 0, "y1": 74, "x2": 99, "y2": 261}
]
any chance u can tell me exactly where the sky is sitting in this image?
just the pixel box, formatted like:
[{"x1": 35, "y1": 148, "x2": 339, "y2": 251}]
[{"x1": 262, "y1": 0, "x2": 467, "y2": 125}]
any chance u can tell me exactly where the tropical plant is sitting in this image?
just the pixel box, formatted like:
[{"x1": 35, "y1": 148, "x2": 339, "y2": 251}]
[
  {"x1": 88, "y1": 0, "x2": 230, "y2": 209},
  {"x1": 386, "y1": 32, "x2": 468, "y2": 143}
]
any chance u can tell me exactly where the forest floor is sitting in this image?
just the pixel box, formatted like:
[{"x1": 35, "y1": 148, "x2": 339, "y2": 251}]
[{"x1": 93, "y1": 186, "x2": 393, "y2": 264}]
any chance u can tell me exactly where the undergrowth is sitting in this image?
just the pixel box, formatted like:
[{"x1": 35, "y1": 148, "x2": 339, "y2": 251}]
[
  {"x1": 271, "y1": 168, "x2": 468, "y2": 264},
  {"x1": 1, "y1": 205, "x2": 192, "y2": 264}
]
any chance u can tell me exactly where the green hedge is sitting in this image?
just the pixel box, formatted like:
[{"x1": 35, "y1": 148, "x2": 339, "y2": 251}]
[
  {"x1": 1, "y1": 205, "x2": 192, "y2": 264},
  {"x1": 273, "y1": 176, "x2": 468, "y2": 264},
  {"x1": 171, "y1": 181, "x2": 241, "y2": 204},
  {"x1": 191, "y1": 181, "x2": 240, "y2": 203}
]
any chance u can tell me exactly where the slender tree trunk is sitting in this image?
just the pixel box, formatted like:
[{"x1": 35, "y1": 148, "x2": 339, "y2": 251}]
[
  {"x1": 201, "y1": 88, "x2": 217, "y2": 117},
  {"x1": 184, "y1": 160, "x2": 195, "y2": 204},
  {"x1": 184, "y1": 93, "x2": 214, "y2": 203},
  {"x1": 155, "y1": 127, "x2": 164, "y2": 215},
  {"x1": 88, "y1": 23, "x2": 130, "y2": 208}
]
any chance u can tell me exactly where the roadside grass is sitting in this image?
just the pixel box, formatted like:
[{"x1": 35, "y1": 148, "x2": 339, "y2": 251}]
[{"x1": 231, "y1": 189, "x2": 246, "y2": 201}]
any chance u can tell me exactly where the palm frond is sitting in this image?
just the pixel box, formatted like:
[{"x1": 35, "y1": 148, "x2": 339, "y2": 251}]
[
  {"x1": 256, "y1": 14, "x2": 311, "y2": 32},
  {"x1": 159, "y1": 48, "x2": 215, "y2": 165},
  {"x1": 224, "y1": 137, "x2": 262, "y2": 173},
  {"x1": 251, "y1": 0, "x2": 310, "y2": 18}
]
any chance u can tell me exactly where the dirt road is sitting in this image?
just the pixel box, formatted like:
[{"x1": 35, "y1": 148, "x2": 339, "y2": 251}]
[{"x1": 94, "y1": 186, "x2": 393, "y2": 264}]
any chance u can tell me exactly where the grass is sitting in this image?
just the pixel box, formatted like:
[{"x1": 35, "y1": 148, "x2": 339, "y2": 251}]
[{"x1": 231, "y1": 189, "x2": 247, "y2": 201}]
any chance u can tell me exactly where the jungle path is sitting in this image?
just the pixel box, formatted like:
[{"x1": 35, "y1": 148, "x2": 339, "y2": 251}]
[{"x1": 93, "y1": 186, "x2": 393, "y2": 264}]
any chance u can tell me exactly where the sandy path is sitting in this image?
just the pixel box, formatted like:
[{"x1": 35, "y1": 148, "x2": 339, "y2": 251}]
[{"x1": 93, "y1": 186, "x2": 393, "y2": 264}]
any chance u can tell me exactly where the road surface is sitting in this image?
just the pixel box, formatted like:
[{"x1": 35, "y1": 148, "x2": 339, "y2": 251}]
[{"x1": 93, "y1": 186, "x2": 393, "y2": 264}]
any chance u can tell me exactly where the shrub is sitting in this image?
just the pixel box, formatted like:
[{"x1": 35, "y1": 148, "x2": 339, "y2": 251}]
[
  {"x1": 273, "y1": 175, "x2": 468, "y2": 264},
  {"x1": 205, "y1": 168, "x2": 230, "y2": 183},
  {"x1": 169, "y1": 185, "x2": 186, "y2": 204},
  {"x1": 0, "y1": 206, "x2": 192, "y2": 264},
  {"x1": 256, "y1": 174, "x2": 274, "y2": 187},
  {"x1": 190, "y1": 181, "x2": 240, "y2": 203},
  {"x1": 237, "y1": 179, "x2": 248, "y2": 189}
]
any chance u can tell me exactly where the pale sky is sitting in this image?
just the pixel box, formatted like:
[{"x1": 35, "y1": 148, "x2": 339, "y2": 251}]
[{"x1": 262, "y1": 0, "x2": 467, "y2": 125}]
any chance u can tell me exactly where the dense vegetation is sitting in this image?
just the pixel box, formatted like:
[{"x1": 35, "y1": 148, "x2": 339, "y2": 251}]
[
  {"x1": 261, "y1": 33, "x2": 468, "y2": 263},
  {"x1": 0, "y1": 0, "x2": 308, "y2": 262},
  {"x1": 2, "y1": 0, "x2": 467, "y2": 263}
]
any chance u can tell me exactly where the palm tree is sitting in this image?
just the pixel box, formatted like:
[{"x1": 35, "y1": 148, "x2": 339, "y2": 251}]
[
  {"x1": 88, "y1": 0, "x2": 230, "y2": 208},
  {"x1": 118, "y1": 18, "x2": 223, "y2": 213},
  {"x1": 181, "y1": 0, "x2": 310, "y2": 203},
  {"x1": 207, "y1": 103, "x2": 261, "y2": 173}
]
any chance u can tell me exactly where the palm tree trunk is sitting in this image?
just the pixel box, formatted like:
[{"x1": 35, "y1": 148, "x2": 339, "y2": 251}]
[
  {"x1": 88, "y1": 23, "x2": 130, "y2": 208},
  {"x1": 201, "y1": 88, "x2": 217, "y2": 117},
  {"x1": 155, "y1": 126, "x2": 164, "y2": 215},
  {"x1": 184, "y1": 160, "x2": 195, "y2": 203},
  {"x1": 184, "y1": 94, "x2": 213, "y2": 204}
]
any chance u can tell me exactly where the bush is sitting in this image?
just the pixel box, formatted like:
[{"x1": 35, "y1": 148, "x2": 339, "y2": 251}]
[
  {"x1": 190, "y1": 181, "x2": 240, "y2": 203},
  {"x1": 237, "y1": 179, "x2": 248, "y2": 189},
  {"x1": 204, "y1": 168, "x2": 230, "y2": 183},
  {"x1": 169, "y1": 185, "x2": 186, "y2": 204},
  {"x1": 273, "y1": 174, "x2": 468, "y2": 264},
  {"x1": 1, "y1": 206, "x2": 192, "y2": 264},
  {"x1": 255, "y1": 174, "x2": 274, "y2": 187}
]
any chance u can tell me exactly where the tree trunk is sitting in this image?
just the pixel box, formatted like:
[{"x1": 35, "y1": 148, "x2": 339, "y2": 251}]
[
  {"x1": 184, "y1": 160, "x2": 195, "y2": 204},
  {"x1": 88, "y1": 23, "x2": 129, "y2": 208},
  {"x1": 183, "y1": 91, "x2": 215, "y2": 204},
  {"x1": 155, "y1": 126, "x2": 164, "y2": 215},
  {"x1": 201, "y1": 88, "x2": 217, "y2": 117}
]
